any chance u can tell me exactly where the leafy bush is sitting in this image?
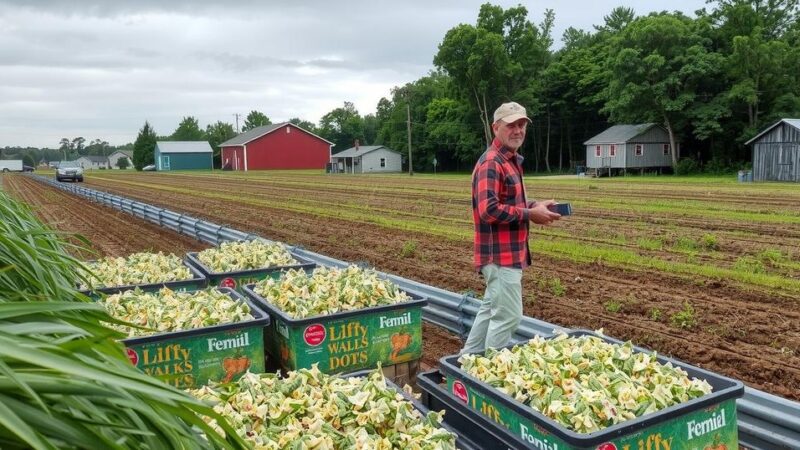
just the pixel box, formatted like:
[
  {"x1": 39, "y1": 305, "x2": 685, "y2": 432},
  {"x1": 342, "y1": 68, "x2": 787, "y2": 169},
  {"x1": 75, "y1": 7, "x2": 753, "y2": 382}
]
[
  {"x1": 734, "y1": 256, "x2": 766, "y2": 274},
  {"x1": 637, "y1": 237, "x2": 663, "y2": 251},
  {"x1": 400, "y1": 240, "x2": 417, "y2": 258},
  {"x1": 700, "y1": 233, "x2": 719, "y2": 250},
  {"x1": 675, "y1": 158, "x2": 699, "y2": 175}
]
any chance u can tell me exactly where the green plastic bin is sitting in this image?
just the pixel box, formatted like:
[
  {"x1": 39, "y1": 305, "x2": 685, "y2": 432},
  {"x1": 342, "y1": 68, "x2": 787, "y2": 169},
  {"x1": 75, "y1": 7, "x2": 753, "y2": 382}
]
[
  {"x1": 243, "y1": 284, "x2": 427, "y2": 374},
  {"x1": 185, "y1": 250, "x2": 315, "y2": 293},
  {"x1": 120, "y1": 287, "x2": 269, "y2": 389},
  {"x1": 439, "y1": 330, "x2": 745, "y2": 450}
]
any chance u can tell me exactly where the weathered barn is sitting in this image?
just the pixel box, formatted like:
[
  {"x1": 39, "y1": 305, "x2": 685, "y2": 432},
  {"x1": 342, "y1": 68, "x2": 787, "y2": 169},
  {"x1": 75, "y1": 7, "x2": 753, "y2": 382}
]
[
  {"x1": 154, "y1": 141, "x2": 213, "y2": 171},
  {"x1": 219, "y1": 123, "x2": 333, "y2": 171},
  {"x1": 331, "y1": 145, "x2": 403, "y2": 173},
  {"x1": 584, "y1": 124, "x2": 676, "y2": 175},
  {"x1": 745, "y1": 119, "x2": 800, "y2": 182}
]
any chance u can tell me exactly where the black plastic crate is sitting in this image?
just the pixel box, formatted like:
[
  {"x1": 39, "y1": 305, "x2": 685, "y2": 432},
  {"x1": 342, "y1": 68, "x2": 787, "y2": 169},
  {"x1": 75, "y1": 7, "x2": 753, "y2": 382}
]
[
  {"x1": 79, "y1": 258, "x2": 207, "y2": 297},
  {"x1": 344, "y1": 369, "x2": 479, "y2": 450},
  {"x1": 185, "y1": 248, "x2": 315, "y2": 292},
  {"x1": 439, "y1": 330, "x2": 745, "y2": 449},
  {"x1": 417, "y1": 369, "x2": 528, "y2": 450}
]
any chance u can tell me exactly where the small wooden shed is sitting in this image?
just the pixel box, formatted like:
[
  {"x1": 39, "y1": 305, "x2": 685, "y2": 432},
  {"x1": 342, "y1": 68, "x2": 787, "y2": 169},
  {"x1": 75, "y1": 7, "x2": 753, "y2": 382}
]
[
  {"x1": 331, "y1": 145, "x2": 402, "y2": 173},
  {"x1": 584, "y1": 124, "x2": 675, "y2": 175},
  {"x1": 744, "y1": 119, "x2": 800, "y2": 182}
]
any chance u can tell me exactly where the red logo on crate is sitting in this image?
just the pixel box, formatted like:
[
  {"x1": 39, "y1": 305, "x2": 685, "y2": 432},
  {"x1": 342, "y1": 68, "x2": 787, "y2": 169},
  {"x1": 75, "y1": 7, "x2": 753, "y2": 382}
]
[
  {"x1": 303, "y1": 324, "x2": 326, "y2": 346},
  {"x1": 596, "y1": 443, "x2": 617, "y2": 450},
  {"x1": 126, "y1": 348, "x2": 139, "y2": 366},
  {"x1": 452, "y1": 380, "x2": 468, "y2": 403},
  {"x1": 219, "y1": 277, "x2": 237, "y2": 289}
]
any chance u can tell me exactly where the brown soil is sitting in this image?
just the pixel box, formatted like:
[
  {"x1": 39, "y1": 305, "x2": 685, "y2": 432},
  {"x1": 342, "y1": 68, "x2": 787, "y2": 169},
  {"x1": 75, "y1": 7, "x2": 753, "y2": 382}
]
[
  {"x1": 2, "y1": 175, "x2": 207, "y2": 258},
  {"x1": 15, "y1": 173, "x2": 800, "y2": 401}
]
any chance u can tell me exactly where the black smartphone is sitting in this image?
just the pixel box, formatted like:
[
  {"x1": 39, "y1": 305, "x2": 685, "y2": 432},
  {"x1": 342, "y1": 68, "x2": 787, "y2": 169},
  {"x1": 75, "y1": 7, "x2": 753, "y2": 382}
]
[{"x1": 547, "y1": 203, "x2": 572, "y2": 216}]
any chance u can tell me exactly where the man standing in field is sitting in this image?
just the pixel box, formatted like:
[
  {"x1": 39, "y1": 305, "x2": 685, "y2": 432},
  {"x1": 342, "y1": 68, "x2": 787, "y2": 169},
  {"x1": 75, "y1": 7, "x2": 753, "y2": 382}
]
[{"x1": 461, "y1": 101, "x2": 561, "y2": 355}]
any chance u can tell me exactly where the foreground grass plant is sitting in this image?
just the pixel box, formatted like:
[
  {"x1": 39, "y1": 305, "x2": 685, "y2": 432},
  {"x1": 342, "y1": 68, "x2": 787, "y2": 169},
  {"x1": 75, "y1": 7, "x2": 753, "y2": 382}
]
[{"x1": 0, "y1": 192, "x2": 247, "y2": 449}]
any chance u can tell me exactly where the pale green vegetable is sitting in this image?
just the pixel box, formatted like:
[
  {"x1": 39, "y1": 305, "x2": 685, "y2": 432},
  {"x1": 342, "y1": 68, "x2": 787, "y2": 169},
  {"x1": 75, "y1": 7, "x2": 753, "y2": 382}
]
[
  {"x1": 100, "y1": 287, "x2": 254, "y2": 337},
  {"x1": 80, "y1": 251, "x2": 193, "y2": 289},
  {"x1": 459, "y1": 331, "x2": 713, "y2": 434},
  {"x1": 189, "y1": 365, "x2": 457, "y2": 450},
  {"x1": 253, "y1": 265, "x2": 411, "y2": 319},
  {"x1": 197, "y1": 240, "x2": 297, "y2": 272}
]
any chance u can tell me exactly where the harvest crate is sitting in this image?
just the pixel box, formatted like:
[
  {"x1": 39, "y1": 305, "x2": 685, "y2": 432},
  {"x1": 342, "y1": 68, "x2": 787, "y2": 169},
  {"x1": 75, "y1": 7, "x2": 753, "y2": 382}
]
[
  {"x1": 79, "y1": 259, "x2": 206, "y2": 298},
  {"x1": 243, "y1": 283, "x2": 427, "y2": 375},
  {"x1": 121, "y1": 287, "x2": 269, "y2": 389},
  {"x1": 345, "y1": 369, "x2": 481, "y2": 450},
  {"x1": 418, "y1": 369, "x2": 528, "y2": 450},
  {"x1": 185, "y1": 250, "x2": 315, "y2": 293},
  {"x1": 438, "y1": 330, "x2": 745, "y2": 450}
]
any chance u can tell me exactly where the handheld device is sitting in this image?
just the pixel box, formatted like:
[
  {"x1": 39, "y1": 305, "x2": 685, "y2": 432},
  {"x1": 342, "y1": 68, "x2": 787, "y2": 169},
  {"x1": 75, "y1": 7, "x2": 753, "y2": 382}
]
[{"x1": 547, "y1": 203, "x2": 572, "y2": 216}]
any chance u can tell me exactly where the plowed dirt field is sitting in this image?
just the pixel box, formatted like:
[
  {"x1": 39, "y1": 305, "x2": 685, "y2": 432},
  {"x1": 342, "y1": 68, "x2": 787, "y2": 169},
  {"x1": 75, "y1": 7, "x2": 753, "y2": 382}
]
[{"x1": 8, "y1": 172, "x2": 800, "y2": 400}]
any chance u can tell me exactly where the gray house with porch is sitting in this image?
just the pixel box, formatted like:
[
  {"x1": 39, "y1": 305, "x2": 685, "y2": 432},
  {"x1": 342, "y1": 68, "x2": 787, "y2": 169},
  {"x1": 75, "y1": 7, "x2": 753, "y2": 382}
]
[
  {"x1": 745, "y1": 119, "x2": 800, "y2": 182},
  {"x1": 584, "y1": 124, "x2": 675, "y2": 176},
  {"x1": 331, "y1": 145, "x2": 402, "y2": 173}
]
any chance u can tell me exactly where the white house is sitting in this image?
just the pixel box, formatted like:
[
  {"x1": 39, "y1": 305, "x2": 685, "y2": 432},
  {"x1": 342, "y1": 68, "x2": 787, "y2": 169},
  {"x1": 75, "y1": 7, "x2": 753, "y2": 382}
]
[
  {"x1": 75, "y1": 155, "x2": 109, "y2": 170},
  {"x1": 331, "y1": 145, "x2": 402, "y2": 173},
  {"x1": 108, "y1": 150, "x2": 133, "y2": 169}
]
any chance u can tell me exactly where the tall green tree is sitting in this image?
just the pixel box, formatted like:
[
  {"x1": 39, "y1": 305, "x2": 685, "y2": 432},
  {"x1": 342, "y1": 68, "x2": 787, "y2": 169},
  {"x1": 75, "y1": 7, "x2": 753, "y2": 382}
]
[
  {"x1": 205, "y1": 121, "x2": 237, "y2": 169},
  {"x1": 319, "y1": 102, "x2": 364, "y2": 152},
  {"x1": 602, "y1": 12, "x2": 724, "y2": 167},
  {"x1": 241, "y1": 110, "x2": 271, "y2": 132},
  {"x1": 171, "y1": 116, "x2": 205, "y2": 141},
  {"x1": 288, "y1": 118, "x2": 318, "y2": 134},
  {"x1": 132, "y1": 121, "x2": 157, "y2": 170}
]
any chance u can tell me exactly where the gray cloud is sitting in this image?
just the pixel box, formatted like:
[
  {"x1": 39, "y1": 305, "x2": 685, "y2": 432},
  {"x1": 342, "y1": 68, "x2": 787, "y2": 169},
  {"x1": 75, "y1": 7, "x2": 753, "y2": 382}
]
[{"x1": 0, "y1": 0, "x2": 707, "y2": 147}]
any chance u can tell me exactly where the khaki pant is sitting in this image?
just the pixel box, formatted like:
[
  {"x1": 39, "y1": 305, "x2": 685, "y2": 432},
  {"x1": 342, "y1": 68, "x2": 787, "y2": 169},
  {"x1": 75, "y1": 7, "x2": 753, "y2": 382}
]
[{"x1": 460, "y1": 264, "x2": 523, "y2": 355}]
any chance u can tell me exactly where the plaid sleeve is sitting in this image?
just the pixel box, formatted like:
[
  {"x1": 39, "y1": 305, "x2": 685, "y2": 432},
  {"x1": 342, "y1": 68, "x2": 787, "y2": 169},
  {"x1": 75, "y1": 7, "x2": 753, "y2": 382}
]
[{"x1": 474, "y1": 159, "x2": 528, "y2": 223}]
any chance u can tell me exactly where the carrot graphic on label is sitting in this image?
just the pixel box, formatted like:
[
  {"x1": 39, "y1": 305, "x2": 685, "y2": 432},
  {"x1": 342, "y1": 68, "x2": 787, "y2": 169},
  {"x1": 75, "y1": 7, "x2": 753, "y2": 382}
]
[
  {"x1": 390, "y1": 333, "x2": 412, "y2": 360},
  {"x1": 222, "y1": 356, "x2": 251, "y2": 383}
]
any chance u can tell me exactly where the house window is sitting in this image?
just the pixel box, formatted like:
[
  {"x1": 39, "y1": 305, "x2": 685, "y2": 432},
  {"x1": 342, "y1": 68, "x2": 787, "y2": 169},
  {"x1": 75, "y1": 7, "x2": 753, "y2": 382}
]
[
  {"x1": 595, "y1": 145, "x2": 601, "y2": 157},
  {"x1": 663, "y1": 144, "x2": 669, "y2": 155},
  {"x1": 610, "y1": 145, "x2": 616, "y2": 157},
  {"x1": 635, "y1": 144, "x2": 643, "y2": 156},
  {"x1": 286, "y1": 127, "x2": 290, "y2": 133},
  {"x1": 380, "y1": 158, "x2": 386, "y2": 168}
]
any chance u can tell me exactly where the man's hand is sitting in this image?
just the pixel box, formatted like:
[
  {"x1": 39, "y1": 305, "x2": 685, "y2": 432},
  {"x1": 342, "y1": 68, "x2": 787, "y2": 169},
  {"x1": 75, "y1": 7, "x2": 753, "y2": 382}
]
[{"x1": 529, "y1": 200, "x2": 561, "y2": 225}]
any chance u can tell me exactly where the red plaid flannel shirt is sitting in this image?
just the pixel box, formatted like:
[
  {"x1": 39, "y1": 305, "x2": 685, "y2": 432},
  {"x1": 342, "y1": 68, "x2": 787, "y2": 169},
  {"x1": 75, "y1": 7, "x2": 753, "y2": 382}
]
[{"x1": 472, "y1": 138, "x2": 532, "y2": 270}]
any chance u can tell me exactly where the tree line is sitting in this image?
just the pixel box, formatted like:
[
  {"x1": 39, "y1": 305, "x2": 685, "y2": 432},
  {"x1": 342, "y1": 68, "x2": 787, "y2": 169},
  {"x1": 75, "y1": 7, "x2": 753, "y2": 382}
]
[{"x1": 7, "y1": 1, "x2": 798, "y2": 174}]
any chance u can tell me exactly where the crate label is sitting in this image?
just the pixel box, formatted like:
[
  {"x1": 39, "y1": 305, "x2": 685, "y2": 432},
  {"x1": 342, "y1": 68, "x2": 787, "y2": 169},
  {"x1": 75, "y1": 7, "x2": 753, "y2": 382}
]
[
  {"x1": 208, "y1": 271, "x2": 282, "y2": 293},
  {"x1": 270, "y1": 307, "x2": 422, "y2": 373},
  {"x1": 447, "y1": 375, "x2": 739, "y2": 450},
  {"x1": 126, "y1": 325, "x2": 264, "y2": 389}
]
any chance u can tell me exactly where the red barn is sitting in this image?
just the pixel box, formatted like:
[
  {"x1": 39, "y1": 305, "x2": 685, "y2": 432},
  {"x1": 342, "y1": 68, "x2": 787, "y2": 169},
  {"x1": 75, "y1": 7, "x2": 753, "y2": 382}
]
[{"x1": 219, "y1": 122, "x2": 333, "y2": 170}]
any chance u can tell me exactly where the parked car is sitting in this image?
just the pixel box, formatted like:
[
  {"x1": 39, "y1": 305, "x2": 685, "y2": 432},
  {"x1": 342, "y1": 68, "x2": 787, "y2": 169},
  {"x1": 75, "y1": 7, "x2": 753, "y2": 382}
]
[
  {"x1": 55, "y1": 161, "x2": 84, "y2": 182},
  {"x1": 23, "y1": 165, "x2": 34, "y2": 172},
  {"x1": 142, "y1": 164, "x2": 156, "y2": 171}
]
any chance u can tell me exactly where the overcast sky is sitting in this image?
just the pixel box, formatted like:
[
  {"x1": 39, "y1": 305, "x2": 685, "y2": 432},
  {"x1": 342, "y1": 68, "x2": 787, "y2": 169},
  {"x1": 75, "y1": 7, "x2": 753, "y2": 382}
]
[{"x1": 0, "y1": 0, "x2": 708, "y2": 148}]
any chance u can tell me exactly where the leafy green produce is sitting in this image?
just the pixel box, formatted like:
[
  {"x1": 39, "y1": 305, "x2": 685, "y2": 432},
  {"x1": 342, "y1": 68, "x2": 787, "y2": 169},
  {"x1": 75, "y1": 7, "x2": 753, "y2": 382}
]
[
  {"x1": 198, "y1": 240, "x2": 297, "y2": 272},
  {"x1": 101, "y1": 287, "x2": 254, "y2": 337},
  {"x1": 253, "y1": 265, "x2": 411, "y2": 319},
  {"x1": 80, "y1": 251, "x2": 193, "y2": 289},
  {"x1": 460, "y1": 332, "x2": 713, "y2": 433},
  {"x1": 190, "y1": 366, "x2": 456, "y2": 449}
]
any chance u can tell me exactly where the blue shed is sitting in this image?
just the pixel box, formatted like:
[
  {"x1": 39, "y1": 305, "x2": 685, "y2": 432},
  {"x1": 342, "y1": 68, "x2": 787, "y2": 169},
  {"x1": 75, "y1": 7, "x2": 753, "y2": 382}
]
[{"x1": 154, "y1": 141, "x2": 213, "y2": 171}]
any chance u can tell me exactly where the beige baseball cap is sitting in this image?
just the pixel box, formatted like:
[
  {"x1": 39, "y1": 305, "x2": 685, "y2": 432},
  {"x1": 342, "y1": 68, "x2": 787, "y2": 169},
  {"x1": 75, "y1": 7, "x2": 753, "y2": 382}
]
[{"x1": 493, "y1": 101, "x2": 532, "y2": 124}]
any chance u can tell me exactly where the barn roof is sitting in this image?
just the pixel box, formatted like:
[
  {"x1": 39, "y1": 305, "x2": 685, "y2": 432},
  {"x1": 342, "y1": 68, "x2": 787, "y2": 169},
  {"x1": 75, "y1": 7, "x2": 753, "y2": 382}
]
[
  {"x1": 583, "y1": 123, "x2": 660, "y2": 145},
  {"x1": 155, "y1": 141, "x2": 212, "y2": 154},
  {"x1": 332, "y1": 145, "x2": 402, "y2": 158},
  {"x1": 744, "y1": 119, "x2": 800, "y2": 145},
  {"x1": 219, "y1": 122, "x2": 334, "y2": 147}
]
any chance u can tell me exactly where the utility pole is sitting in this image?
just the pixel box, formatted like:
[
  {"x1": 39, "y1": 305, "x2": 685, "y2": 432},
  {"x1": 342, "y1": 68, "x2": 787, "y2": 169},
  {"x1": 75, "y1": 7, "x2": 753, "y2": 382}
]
[
  {"x1": 406, "y1": 103, "x2": 413, "y2": 175},
  {"x1": 233, "y1": 113, "x2": 241, "y2": 133}
]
